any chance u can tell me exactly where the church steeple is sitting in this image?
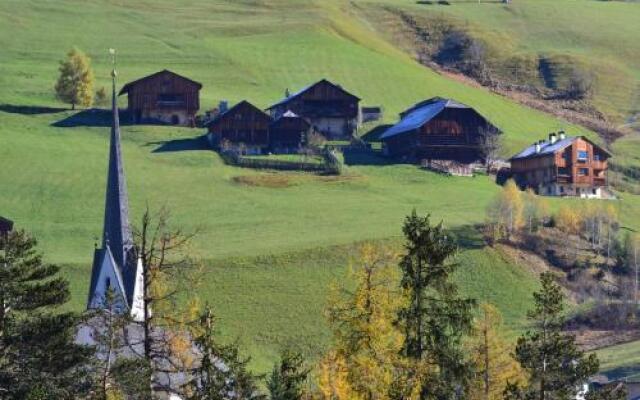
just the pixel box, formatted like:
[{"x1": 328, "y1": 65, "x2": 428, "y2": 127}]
[
  {"x1": 87, "y1": 50, "x2": 144, "y2": 321},
  {"x1": 102, "y1": 49, "x2": 133, "y2": 268}
]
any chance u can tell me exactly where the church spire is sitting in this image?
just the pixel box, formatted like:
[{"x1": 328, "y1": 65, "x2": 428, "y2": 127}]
[{"x1": 102, "y1": 48, "x2": 133, "y2": 267}]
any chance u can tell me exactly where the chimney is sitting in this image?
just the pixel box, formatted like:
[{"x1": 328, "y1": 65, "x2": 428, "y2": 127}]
[
  {"x1": 549, "y1": 132, "x2": 557, "y2": 144},
  {"x1": 219, "y1": 100, "x2": 228, "y2": 114},
  {"x1": 558, "y1": 130, "x2": 566, "y2": 140},
  {"x1": 535, "y1": 142, "x2": 542, "y2": 153}
]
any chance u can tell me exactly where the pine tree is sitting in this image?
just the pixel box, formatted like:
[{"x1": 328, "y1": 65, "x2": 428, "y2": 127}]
[
  {"x1": 509, "y1": 272, "x2": 598, "y2": 400},
  {"x1": 267, "y1": 350, "x2": 309, "y2": 400},
  {"x1": 0, "y1": 229, "x2": 93, "y2": 399},
  {"x1": 319, "y1": 243, "x2": 406, "y2": 400},
  {"x1": 187, "y1": 306, "x2": 265, "y2": 400},
  {"x1": 54, "y1": 47, "x2": 95, "y2": 110},
  {"x1": 467, "y1": 303, "x2": 527, "y2": 400},
  {"x1": 397, "y1": 211, "x2": 475, "y2": 399}
]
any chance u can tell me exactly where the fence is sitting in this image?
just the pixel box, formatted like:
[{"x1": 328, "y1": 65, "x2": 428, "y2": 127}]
[{"x1": 219, "y1": 149, "x2": 343, "y2": 175}]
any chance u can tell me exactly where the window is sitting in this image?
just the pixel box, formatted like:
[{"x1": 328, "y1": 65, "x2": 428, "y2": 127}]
[
  {"x1": 105, "y1": 277, "x2": 111, "y2": 290},
  {"x1": 578, "y1": 168, "x2": 589, "y2": 176},
  {"x1": 577, "y1": 150, "x2": 588, "y2": 162},
  {"x1": 594, "y1": 154, "x2": 601, "y2": 161},
  {"x1": 560, "y1": 186, "x2": 564, "y2": 193}
]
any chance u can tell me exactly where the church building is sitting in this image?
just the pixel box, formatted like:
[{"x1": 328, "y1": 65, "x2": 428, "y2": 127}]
[{"x1": 87, "y1": 68, "x2": 144, "y2": 321}]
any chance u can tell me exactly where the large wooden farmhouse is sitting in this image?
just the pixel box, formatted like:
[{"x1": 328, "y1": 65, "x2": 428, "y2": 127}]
[
  {"x1": 510, "y1": 132, "x2": 611, "y2": 198},
  {"x1": 380, "y1": 97, "x2": 498, "y2": 163},
  {"x1": 267, "y1": 79, "x2": 360, "y2": 140},
  {"x1": 269, "y1": 111, "x2": 311, "y2": 153},
  {"x1": 119, "y1": 70, "x2": 202, "y2": 127},
  {"x1": 206, "y1": 101, "x2": 272, "y2": 154}
]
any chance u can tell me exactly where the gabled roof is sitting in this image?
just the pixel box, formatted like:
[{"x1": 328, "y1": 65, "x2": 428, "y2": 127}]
[
  {"x1": 267, "y1": 79, "x2": 360, "y2": 110},
  {"x1": 380, "y1": 97, "x2": 475, "y2": 140},
  {"x1": 87, "y1": 246, "x2": 130, "y2": 309},
  {"x1": 208, "y1": 100, "x2": 271, "y2": 125},
  {"x1": 510, "y1": 136, "x2": 612, "y2": 161},
  {"x1": 118, "y1": 69, "x2": 202, "y2": 95}
]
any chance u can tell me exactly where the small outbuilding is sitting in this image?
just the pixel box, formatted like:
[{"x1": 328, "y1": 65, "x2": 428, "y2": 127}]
[
  {"x1": 267, "y1": 79, "x2": 360, "y2": 140},
  {"x1": 380, "y1": 97, "x2": 499, "y2": 163},
  {"x1": 119, "y1": 69, "x2": 202, "y2": 127},
  {"x1": 269, "y1": 111, "x2": 311, "y2": 153},
  {"x1": 0, "y1": 216, "x2": 13, "y2": 238},
  {"x1": 206, "y1": 101, "x2": 272, "y2": 154}
]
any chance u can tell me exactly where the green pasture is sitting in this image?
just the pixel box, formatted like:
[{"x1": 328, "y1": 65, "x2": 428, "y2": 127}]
[{"x1": 1, "y1": 0, "x2": 639, "y2": 377}]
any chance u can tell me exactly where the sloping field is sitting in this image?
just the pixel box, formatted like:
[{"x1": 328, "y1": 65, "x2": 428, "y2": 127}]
[
  {"x1": 1, "y1": 0, "x2": 639, "y2": 374},
  {"x1": 355, "y1": 0, "x2": 640, "y2": 124}
]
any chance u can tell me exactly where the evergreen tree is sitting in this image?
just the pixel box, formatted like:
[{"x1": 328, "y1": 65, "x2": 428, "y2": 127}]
[
  {"x1": 267, "y1": 350, "x2": 309, "y2": 400},
  {"x1": 467, "y1": 303, "x2": 527, "y2": 400},
  {"x1": 509, "y1": 272, "x2": 598, "y2": 400},
  {"x1": 187, "y1": 306, "x2": 265, "y2": 400},
  {"x1": 0, "y1": 229, "x2": 93, "y2": 399},
  {"x1": 397, "y1": 211, "x2": 475, "y2": 399},
  {"x1": 54, "y1": 47, "x2": 94, "y2": 110}
]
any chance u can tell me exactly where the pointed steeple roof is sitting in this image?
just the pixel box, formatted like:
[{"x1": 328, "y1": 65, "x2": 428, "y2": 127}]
[{"x1": 102, "y1": 70, "x2": 133, "y2": 268}]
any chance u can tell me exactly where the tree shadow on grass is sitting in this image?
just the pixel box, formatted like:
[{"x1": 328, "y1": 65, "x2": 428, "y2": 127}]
[
  {"x1": 148, "y1": 135, "x2": 210, "y2": 153},
  {"x1": 51, "y1": 108, "x2": 133, "y2": 127},
  {"x1": 448, "y1": 224, "x2": 486, "y2": 250},
  {"x1": 0, "y1": 104, "x2": 67, "y2": 115},
  {"x1": 601, "y1": 364, "x2": 640, "y2": 381},
  {"x1": 343, "y1": 150, "x2": 397, "y2": 166}
]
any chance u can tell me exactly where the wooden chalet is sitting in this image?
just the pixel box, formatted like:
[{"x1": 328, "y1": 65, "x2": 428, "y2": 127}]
[
  {"x1": 267, "y1": 79, "x2": 360, "y2": 140},
  {"x1": 269, "y1": 111, "x2": 311, "y2": 153},
  {"x1": 510, "y1": 132, "x2": 611, "y2": 198},
  {"x1": 380, "y1": 97, "x2": 498, "y2": 163},
  {"x1": 119, "y1": 70, "x2": 202, "y2": 127},
  {"x1": 206, "y1": 101, "x2": 272, "y2": 154}
]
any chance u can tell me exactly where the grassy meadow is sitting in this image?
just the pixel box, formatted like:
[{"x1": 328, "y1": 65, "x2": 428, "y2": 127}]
[
  {"x1": 1, "y1": 0, "x2": 640, "y2": 376},
  {"x1": 357, "y1": 0, "x2": 640, "y2": 124}
]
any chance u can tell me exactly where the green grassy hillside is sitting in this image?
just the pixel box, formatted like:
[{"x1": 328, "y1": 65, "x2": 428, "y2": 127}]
[
  {"x1": 1, "y1": 0, "x2": 639, "y2": 376},
  {"x1": 355, "y1": 0, "x2": 640, "y2": 124}
]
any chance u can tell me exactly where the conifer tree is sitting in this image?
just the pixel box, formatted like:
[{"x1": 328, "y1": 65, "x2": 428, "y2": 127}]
[
  {"x1": 54, "y1": 47, "x2": 95, "y2": 110},
  {"x1": 187, "y1": 306, "x2": 265, "y2": 400},
  {"x1": 397, "y1": 211, "x2": 475, "y2": 399},
  {"x1": 508, "y1": 272, "x2": 598, "y2": 400},
  {"x1": 0, "y1": 229, "x2": 93, "y2": 399},
  {"x1": 267, "y1": 350, "x2": 309, "y2": 400},
  {"x1": 467, "y1": 303, "x2": 527, "y2": 400}
]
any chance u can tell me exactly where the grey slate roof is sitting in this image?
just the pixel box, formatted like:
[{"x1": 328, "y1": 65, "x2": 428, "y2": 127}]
[
  {"x1": 510, "y1": 137, "x2": 576, "y2": 160},
  {"x1": 88, "y1": 77, "x2": 138, "y2": 309},
  {"x1": 379, "y1": 97, "x2": 472, "y2": 140}
]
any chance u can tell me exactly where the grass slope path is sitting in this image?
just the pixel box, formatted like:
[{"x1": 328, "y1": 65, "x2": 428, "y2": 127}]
[{"x1": 1, "y1": 0, "x2": 639, "y2": 376}]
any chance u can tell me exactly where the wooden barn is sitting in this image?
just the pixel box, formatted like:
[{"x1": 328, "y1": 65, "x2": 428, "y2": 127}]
[
  {"x1": 269, "y1": 111, "x2": 311, "y2": 153},
  {"x1": 267, "y1": 79, "x2": 360, "y2": 140},
  {"x1": 206, "y1": 101, "x2": 272, "y2": 154},
  {"x1": 380, "y1": 97, "x2": 498, "y2": 163},
  {"x1": 119, "y1": 69, "x2": 202, "y2": 127},
  {"x1": 510, "y1": 132, "x2": 611, "y2": 198}
]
